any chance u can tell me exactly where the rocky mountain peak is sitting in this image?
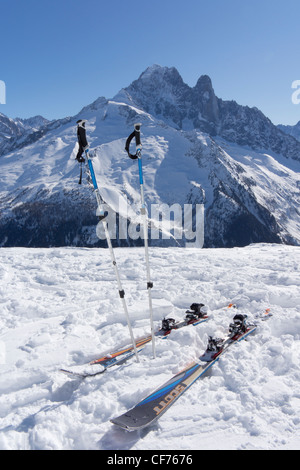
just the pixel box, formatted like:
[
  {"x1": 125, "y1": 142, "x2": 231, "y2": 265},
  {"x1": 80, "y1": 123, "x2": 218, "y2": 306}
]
[
  {"x1": 121, "y1": 65, "x2": 300, "y2": 159},
  {"x1": 195, "y1": 74, "x2": 213, "y2": 92},
  {"x1": 0, "y1": 113, "x2": 49, "y2": 144},
  {"x1": 138, "y1": 64, "x2": 184, "y2": 86},
  {"x1": 125, "y1": 65, "x2": 187, "y2": 104}
]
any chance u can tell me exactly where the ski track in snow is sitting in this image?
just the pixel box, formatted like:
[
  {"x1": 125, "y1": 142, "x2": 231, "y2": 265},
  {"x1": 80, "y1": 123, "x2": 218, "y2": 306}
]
[{"x1": 0, "y1": 244, "x2": 299, "y2": 450}]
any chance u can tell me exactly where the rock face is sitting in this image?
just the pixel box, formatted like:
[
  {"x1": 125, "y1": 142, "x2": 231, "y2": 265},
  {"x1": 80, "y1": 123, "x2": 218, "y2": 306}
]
[
  {"x1": 0, "y1": 65, "x2": 299, "y2": 248},
  {"x1": 0, "y1": 113, "x2": 49, "y2": 144},
  {"x1": 122, "y1": 65, "x2": 300, "y2": 160}
]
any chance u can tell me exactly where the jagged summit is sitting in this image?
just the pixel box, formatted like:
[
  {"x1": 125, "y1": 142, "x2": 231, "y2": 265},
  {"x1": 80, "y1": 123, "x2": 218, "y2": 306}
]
[
  {"x1": 122, "y1": 65, "x2": 187, "y2": 105},
  {"x1": 121, "y1": 65, "x2": 216, "y2": 131},
  {"x1": 195, "y1": 74, "x2": 213, "y2": 89},
  {"x1": 117, "y1": 65, "x2": 300, "y2": 159},
  {"x1": 139, "y1": 64, "x2": 182, "y2": 80},
  {"x1": 0, "y1": 113, "x2": 49, "y2": 146}
]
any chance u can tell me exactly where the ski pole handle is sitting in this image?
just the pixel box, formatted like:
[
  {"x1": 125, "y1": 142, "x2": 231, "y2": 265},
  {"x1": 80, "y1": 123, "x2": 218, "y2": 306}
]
[
  {"x1": 125, "y1": 123, "x2": 142, "y2": 159},
  {"x1": 134, "y1": 123, "x2": 142, "y2": 152}
]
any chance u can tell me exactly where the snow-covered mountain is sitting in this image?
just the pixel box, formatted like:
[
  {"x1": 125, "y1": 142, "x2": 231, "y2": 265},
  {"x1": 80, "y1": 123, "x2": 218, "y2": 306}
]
[
  {"x1": 14, "y1": 115, "x2": 50, "y2": 133},
  {"x1": 0, "y1": 113, "x2": 23, "y2": 141},
  {"x1": 0, "y1": 112, "x2": 52, "y2": 158},
  {"x1": 0, "y1": 113, "x2": 49, "y2": 143},
  {"x1": 0, "y1": 66, "x2": 299, "y2": 248}
]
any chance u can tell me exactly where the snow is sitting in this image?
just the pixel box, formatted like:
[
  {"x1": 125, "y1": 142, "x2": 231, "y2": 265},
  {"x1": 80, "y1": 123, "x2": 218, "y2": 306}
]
[{"x1": 0, "y1": 243, "x2": 299, "y2": 450}]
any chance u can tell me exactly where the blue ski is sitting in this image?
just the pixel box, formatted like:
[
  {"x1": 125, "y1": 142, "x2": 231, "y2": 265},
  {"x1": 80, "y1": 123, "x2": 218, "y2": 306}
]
[{"x1": 111, "y1": 321, "x2": 257, "y2": 431}]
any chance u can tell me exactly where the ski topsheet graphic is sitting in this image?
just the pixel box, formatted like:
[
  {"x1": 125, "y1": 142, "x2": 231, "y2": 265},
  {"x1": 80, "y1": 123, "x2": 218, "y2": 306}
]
[{"x1": 110, "y1": 322, "x2": 257, "y2": 431}]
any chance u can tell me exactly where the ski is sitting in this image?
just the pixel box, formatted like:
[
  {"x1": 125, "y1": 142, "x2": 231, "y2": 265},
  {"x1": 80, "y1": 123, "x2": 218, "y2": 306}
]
[
  {"x1": 90, "y1": 303, "x2": 208, "y2": 367},
  {"x1": 60, "y1": 349, "x2": 139, "y2": 379},
  {"x1": 110, "y1": 314, "x2": 258, "y2": 431},
  {"x1": 60, "y1": 303, "x2": 208, "y2": 378}
]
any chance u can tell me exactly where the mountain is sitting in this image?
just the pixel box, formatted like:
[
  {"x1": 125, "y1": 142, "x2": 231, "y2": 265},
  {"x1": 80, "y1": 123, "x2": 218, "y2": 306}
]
[
  {"x1": 0, "y1": 113, "x2": 49, "y2": 141},
  {"x1": 278, "y1": 120, "x2": 300, "y2": 142},
  {"x1": 119, "y1": 65, "x2": 300, "y2": 160},
  {"x1": 14, "y1": 115, "x2": 50, "y2": 132},
  {"x1": 0, "y1": 65, "x2": 299, "y2": 248},
  {"x1": 0, "y1": 113, "x2": 23, "y2": 141},
  {"x1": 0, "y1": 113, "x2": 51, "y2": 155}
]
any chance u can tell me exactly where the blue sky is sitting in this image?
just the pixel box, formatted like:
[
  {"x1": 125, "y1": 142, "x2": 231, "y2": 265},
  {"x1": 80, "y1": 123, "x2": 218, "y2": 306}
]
[{"x1": 1, "y1": 0, "x2": 299, "y2": 125}]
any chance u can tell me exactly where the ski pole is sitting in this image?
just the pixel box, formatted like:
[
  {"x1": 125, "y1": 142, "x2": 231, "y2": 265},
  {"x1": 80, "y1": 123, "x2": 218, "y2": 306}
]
[
  {"x1": 75, "y1": 120, "x2": 139, "y2": 363},
  {"x1": 85, "y1": 149, "x2": 139, "y2": 363},
  {"x1": 78, "y1": 161, "x2": 83, "y2": 185},
  {"x1": 125, "y1": 124, "x2": 156, "y2": 359}
]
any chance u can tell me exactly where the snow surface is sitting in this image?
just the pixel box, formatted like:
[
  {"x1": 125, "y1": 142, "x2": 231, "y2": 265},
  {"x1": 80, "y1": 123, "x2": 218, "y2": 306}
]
[{"x1": 0, "y1": 244, "x2": 299, "y2": 450}]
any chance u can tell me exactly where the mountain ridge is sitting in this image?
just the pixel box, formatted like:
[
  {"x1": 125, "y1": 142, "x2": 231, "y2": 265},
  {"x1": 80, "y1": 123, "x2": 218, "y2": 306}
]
[{"x1": 0, "y1": 65, "x2": 299, "y2": 248}]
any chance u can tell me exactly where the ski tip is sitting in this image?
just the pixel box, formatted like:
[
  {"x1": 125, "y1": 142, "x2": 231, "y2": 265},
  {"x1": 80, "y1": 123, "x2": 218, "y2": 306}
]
[
  {"x1": 59, "y1": 368, "x2": 85, "y2": 379},
  {"x1": 264, "y1": 308, "x2": 272, "y2": 315}
]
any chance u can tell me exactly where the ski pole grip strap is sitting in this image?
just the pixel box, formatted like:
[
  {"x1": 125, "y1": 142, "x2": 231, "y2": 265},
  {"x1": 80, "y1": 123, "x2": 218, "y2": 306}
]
[
  {"x1": 125, "y1": 124, "x2": 142, "y2": 159},
  {"x1": 134, "y1": 123, "x2": 141, "y2": 148},
  {"x1": 125, "y1": 131, "x2": 138, "y2": 159}
]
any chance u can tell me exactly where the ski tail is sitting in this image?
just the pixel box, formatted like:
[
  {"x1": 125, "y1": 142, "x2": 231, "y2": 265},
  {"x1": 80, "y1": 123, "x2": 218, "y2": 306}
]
[
  {"x1": 110, "y1": 358, "x2": 216, "y2": 431},
  {"x1": 110, "y1": 321, "x2": 257, "y2": 431}
]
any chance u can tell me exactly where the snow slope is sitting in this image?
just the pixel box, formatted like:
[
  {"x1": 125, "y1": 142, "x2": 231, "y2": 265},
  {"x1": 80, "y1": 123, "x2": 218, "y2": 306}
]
[{"x1": 0, "y1": 244, "x2": 299, "y2": 450}]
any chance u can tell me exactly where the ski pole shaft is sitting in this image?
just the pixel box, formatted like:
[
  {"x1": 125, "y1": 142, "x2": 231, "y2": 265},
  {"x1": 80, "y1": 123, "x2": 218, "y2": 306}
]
[
  {"x1": 79, "y1": 162, "x2": 83, "y2": 184},
  {"x1": 85, "y1": 151, "x2": 139, "y2": 363},
  {"x1": 127, "y1": 124, "x2": 156, "y2": 359}
]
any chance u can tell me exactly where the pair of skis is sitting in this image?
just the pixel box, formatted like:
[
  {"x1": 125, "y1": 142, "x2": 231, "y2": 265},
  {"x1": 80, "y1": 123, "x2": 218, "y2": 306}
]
[
  {"x1": 76, "y1": 121, "x2": 155, "y2": 362},
  {"x1": 110, "y1": 310, "x2": 272, "y2": 431}
]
